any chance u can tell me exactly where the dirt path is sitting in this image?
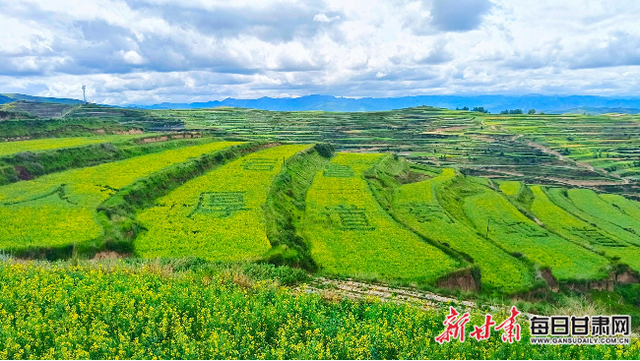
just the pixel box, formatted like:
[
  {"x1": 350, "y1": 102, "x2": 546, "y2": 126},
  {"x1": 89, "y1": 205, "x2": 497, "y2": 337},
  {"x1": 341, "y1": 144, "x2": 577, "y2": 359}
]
[
  {"x1": 525, "y1": 139, "x2": 632, "y2": 185},
  {"x1": 298, "y1": 277, "x2": 542, "y2": 319},
  {"x1": 526, "y1": 139, "x2": 595, "y2": 171},
  {"x1": 301, "y1": 277, "x2": 490, "y2": 311},
  {"x1": 61, "y1": 105, "x2": 82, "y2": 118}
]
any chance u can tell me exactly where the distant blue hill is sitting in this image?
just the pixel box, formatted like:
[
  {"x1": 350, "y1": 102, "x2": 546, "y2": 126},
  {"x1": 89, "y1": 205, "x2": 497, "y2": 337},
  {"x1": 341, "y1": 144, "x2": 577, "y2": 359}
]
[
  {"x1": 0, "y1": 94, "x2": 14, "y2": 105},
  {"x1": 0, "y1": 93, "x2": 84, "y2": 105},
  {"x1": 136, "y1": 94, "x2": 640, "y2": 113},
  {"x1": 3, "y1": 92, "x2": 640, "y2": 114}
]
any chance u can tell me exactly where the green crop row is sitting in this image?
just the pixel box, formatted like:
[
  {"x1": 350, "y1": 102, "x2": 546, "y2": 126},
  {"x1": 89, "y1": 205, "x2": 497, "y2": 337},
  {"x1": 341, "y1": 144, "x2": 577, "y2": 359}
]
[
  {"x1": 0, "y1": 141, "x2": 240, "y2": 257},
  {"x1": 0, "y1": 135, "x2": 217, "y2": 186},
  {"x1": 135, "y1": 145, "x2": 310, "y2": 261},
  {"x1": 392, "y1": 170, "x2": 533, "y2": 293},
  {"x1": 301, "y1": 152, "x2": 461, "y2": 285}
]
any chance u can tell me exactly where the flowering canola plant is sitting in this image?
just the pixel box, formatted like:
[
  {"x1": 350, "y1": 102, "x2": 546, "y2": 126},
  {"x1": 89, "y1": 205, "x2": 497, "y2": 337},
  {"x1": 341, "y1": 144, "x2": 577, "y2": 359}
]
[
  {"x1": 135, "y1": 144, "x2": 310, "y2": 261},
  {"x1": 0, "y1": 141, "x2": 240, "y2": 250},
  {"x1": 0, "y1": 134, "x2": 147, "y2": 157},
  {"x1": 302, "y1": 153, "x2": 459, "y2": 284},
  {"x1": 0, "y1": 261, "x2": 638, "y2": 360}
]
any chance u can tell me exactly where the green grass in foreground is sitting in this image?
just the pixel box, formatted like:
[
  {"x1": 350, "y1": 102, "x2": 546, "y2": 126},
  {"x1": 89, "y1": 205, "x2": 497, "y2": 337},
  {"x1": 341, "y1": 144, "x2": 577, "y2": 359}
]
[{"x1": 0, "y1": 260, "x2": 638, "y2": 360}]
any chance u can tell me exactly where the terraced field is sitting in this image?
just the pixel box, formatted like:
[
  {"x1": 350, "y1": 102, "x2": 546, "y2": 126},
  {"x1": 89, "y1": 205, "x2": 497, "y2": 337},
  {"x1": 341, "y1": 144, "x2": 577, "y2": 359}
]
[
  {"x1": 486, "y1": 114, "x2": 640, "y2": 197},
  {"x1": 302, "y1": 153, "x2": 461, "y2": 283},
  {"x1": 135, "y1": 144, "x2": 309, "y2": 260},
  {"x1": 3, "y1": 104, "x2": 640, "y2": 357},
  {"x1": 393, "y1": 169, "x2": 533, "y2": 293},
  {"x1": 0, "y1": 135, "x2": 146, "y2": 157},
  {"x1": 462, "y1": 185, "x2": 609, "y2": 281},
  {"x1": 0, "y1": 141, "x2": 239, "y2": 251},
  {"x1": 528, "y1": 185, "x2": 640, "y2": 272},
  {"x1": 546, "y1": 188, "x2": 640, "y2": 248},
  {"x1": 567, "y1": 189, "x2": 640, "y2": 237}
]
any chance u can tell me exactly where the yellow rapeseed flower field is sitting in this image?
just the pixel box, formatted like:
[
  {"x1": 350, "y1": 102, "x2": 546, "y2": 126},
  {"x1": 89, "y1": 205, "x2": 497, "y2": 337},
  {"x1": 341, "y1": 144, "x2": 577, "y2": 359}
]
[
  {"x1": 0, "y1": 134, "x2": 147, "y2": 157},
  {"x1": 302, "y1": 153, "x2": 459, "y2": 283},
  {"x1": 1, "y1": 261, "x2": 638, "y2": 360},
  {"x1": 0, "y1": 141, "x2": 240, "y2": 250},
  {"x1": 135, "y1": 144, "x2": 310, "y2": 260}
]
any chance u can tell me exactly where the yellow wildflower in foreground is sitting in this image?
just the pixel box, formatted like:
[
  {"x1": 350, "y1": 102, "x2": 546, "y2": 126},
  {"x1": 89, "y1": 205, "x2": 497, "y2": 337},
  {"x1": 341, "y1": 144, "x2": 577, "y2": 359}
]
[{"x1": 1, "y1": 261, "x2": 637, "y2": 360}]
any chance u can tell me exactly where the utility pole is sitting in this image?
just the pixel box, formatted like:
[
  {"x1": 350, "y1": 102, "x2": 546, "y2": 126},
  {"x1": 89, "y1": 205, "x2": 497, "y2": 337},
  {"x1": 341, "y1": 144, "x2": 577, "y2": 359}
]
[{"x1": 82, "y1": 85, "x2": 87, "y2": 103}]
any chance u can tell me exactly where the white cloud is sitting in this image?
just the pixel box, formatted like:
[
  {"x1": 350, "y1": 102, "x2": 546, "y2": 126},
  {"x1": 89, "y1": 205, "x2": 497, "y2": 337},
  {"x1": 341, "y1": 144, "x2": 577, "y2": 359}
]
[
  {"x1": 0, "y1": 0, "x2": 639, "y2": 104},
  {"x1": 313, "y1": 13, "x2": 340, "y2": 23},
  {"x1": 120, "y1": 50, "x2": 146, "y2": 65}
]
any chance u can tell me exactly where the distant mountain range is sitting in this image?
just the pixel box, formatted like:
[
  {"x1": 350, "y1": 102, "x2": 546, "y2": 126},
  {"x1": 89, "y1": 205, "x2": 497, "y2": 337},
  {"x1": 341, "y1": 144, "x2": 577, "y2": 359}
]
[
  {"x1": 3, "y1": 93, "x2": 640, "y2": 114},
  {"x1": 0, "y1": 93, "x2": 85, "y2": 105},
  {"x1": 137, "y1": 94, "x2": 640, "y2": 113}
]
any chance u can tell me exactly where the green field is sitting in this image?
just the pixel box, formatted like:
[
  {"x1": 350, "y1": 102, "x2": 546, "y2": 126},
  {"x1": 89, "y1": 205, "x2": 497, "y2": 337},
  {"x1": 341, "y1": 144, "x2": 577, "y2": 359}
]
[
  {"x1": 135, "y1": 145, "x2": 309, "y2": 260},
  {"x1": 529, "y1": 185, "x2": 640, "y2": 272},
  {"x1": 567, "y1": 189, "x2": 640, "y2": 240},
  {"x1": 2, "y1": 103, "x2": 640, "y2": 358},
  {"x1": 498, "y1": 181, "x2": 521, "y2": 196},
  {"x1": 302, "y1": 153, "x2": 461, "y2": 284},
  {"x1": 463, "y1": 186, "x2": 609, "y2": 281},
  {"x1": 0, "y1": 141, "x2": 239, "y2": 251},
  {"x1": 0, "y1": 135, "x2": 146, "y2": 157},
  {"x1": 393, "y1": 169, "x2": 533, "y2": 293}
]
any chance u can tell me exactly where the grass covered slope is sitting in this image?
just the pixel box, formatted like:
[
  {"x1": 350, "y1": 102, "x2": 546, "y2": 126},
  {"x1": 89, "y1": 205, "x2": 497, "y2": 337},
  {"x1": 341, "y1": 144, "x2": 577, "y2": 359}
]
[
  {"x1": 0, "y1": 141, "x2": 239, "y2": 253},
  {"x1": 302, "y1": 153, "x2": 460, "y2": 284},
  {"x1": 393, "y1": 169, "x2": 533, "y2": 294},
  {"x1": 0, "y1": 260, "x2": 638, "y2": 360},
  {"x1": 263, "y1": 144, "x2": 334, "y2": 269},
  {"x1": 135, "y1": 144, "x2": 310, "y2": 261}
]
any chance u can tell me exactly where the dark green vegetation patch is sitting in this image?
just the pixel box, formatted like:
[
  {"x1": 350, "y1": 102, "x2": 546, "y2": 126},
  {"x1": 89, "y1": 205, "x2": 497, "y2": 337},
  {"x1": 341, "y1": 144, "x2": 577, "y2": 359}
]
[
  {"x1": 323, "y1": 164, "x2": 355, "y2": 178},
  {"x1": 195, "y1": 191, "x2": 249, "y2": 217},
  {"x1": 334, "y1": 204, "x2": 375, "y2": 231}
]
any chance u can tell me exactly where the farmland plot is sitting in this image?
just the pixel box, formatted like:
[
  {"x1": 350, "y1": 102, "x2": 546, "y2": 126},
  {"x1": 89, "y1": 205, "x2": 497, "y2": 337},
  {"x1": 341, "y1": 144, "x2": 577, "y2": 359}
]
[
  {"x1": 393, "y1": 169, "x2": 533, "y2": 293},
  {"x1": 135, "y1": 144, "x2": 310, "y2": 261},
  {"x1": 546, "y1": 188, "x2": 640, "y2": 248},
  {"x1": 0, "y1": 135, "x2": 146, "y2": 157},
  {"x1": 302, "y1": 153, "x2": 460, "y2": 284},
  {"x1": 462, "y1": 187, "x2": 609, "y2": 281},
  {"x1": 0, "y1": 141, "x2": 239, "y2": 250},
  {"x1": 567, "y1": 189, "x2": 640, "y2": 240},
  {"x1": 529, "y1": 186, "x2": 640, "y2": 272}
]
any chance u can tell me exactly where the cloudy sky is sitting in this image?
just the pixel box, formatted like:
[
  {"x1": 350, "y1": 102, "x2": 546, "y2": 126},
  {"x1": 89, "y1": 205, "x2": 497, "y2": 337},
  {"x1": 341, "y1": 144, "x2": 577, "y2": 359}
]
[{"x1": 1, "y1": 0, "x2": 639, "y2": 105}]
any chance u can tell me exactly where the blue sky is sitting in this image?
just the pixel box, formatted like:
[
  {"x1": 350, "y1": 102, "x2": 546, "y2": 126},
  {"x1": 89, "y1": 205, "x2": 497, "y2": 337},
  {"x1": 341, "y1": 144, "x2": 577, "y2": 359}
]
[{"x1": 1, "y1": 0, "x2": 639, "y2": 105}]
